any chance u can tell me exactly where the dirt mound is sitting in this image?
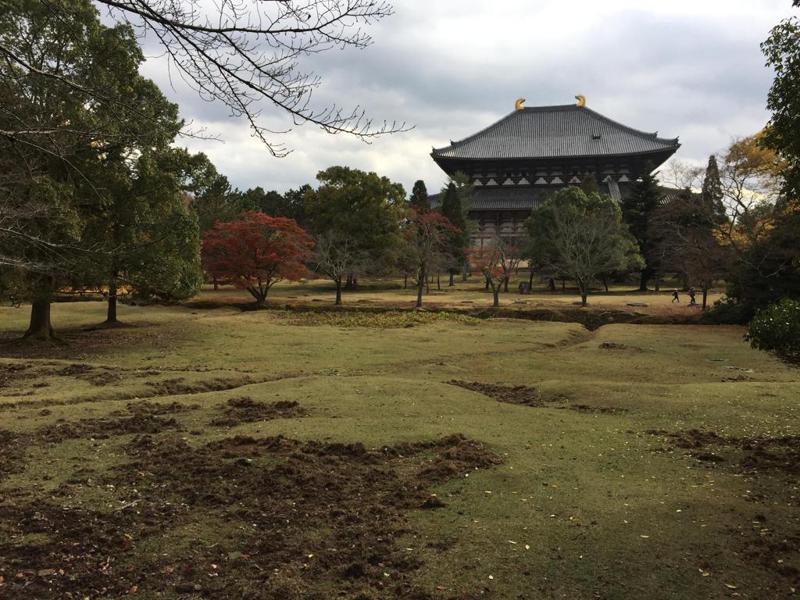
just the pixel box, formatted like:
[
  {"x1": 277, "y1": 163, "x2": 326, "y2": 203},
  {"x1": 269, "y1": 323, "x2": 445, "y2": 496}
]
[
  {"x1": 147, "y1": 376, "x2": 253, "y2": 396},
  {"x1": 38, "y1": 414, "x2": 181, "y2": 443},
  {"x1": 449, "y1": 381, "x2": 626, "y2": 416},
  {"x1": 118, "y1": 400, "x2": 200, "y2": 416},
  {"x1": 0, "y1": 429, "x2": 26, "y2": 481},
  {"x1": 647, "y1": 429, "x2": 800, "y2": 474},
  {"x1": 210, "y1": 397, "x2": 307, "y2": 426},
  {"x1": 0, "y1": 433, "x2": 502, "y2": 599},
  {"x1": 448, "y1": 380, "x2": 541, "y2": 406}
]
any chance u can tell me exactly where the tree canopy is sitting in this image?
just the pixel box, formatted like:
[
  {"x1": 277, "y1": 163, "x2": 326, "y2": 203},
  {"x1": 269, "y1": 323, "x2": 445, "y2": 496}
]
[
  {"x1": 202, "y1": 211, "x2": 313, "y2": 307},
  {"x1": 527, "y1": 188, "x2": 643, "y2": 306}
]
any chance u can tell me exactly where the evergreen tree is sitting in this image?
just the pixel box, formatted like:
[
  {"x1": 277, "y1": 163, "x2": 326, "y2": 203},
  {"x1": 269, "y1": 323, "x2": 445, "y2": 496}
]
[
  {"x1": 762, "y1": 4, "x2": 800, "y2": 201},
  {"x1": 439, "y1": 183, "x2": 469, "y2": 285},
  {"x1": 409, "y1": 180, "x2": 430, "y2": 212},
  {"x1": 622, "y1": 171, "x2": 663, "y2": 290},
  {"x1": 700, "y1": 155, "x2": 726, "y2": 224}
]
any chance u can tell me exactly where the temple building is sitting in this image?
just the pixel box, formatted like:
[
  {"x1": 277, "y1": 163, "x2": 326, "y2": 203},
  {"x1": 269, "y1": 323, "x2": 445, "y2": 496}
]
[{"x1": 430, "y1": 96, "x2": 680, "y2": 248}]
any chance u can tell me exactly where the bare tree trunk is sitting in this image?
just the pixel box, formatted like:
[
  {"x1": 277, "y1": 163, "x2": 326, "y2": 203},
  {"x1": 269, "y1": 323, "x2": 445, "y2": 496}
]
[
  {"x1": 106, "y1": 270, "x2": 119, "y2": 324},
  {"x1": 449, "y1": 271, "x2": 454, "y2": 287},
  {"x1": 436, "y1": 273, "x2": 441, "y2": 291},
  {"x1": 416, "y1": 266, "x2": 425, "y2": 308},
  {"x1": 528, "y1": 269, "x2": 534, "y2": 290},
  {"x1": 639, "y1": 270, "x2": 649, "y2": 292},
  {"x1": 24, "y1": 300, "x2": 55, "y2": 340},
  {"x1": 425, "y1": 276, "x2": 430, "y2": 294},
  {"x1": 484, "y1": 277, "x2": 490, "y2": 291},
  {"x1": 213, "y1": 276, "x2": 219, "y2": 291},
  {"x1": 702, "y1": 284, "x2": 709, "y2": 311},
  {"x1": 503, "y1": 277, "x2": 509, "y2": 293},
  {"x1": 492, "y1": 286, "x2": 500, "y2": 307},
  {"x1": 601, "y1": 275, "x2": 609, "y2": 293},
  {"x1": 462, "y1": 263, "x2": 468, "y2": 282},
  {"x1": 335, "y1": 277, "x2": 342, "y2": 306},
  {"x1": 403, "y1": 274, "x2": 408, "y2": 289}
]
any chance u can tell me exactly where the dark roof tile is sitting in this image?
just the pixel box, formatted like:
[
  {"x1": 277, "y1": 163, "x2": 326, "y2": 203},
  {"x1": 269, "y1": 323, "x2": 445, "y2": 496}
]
[{"x1": 432, "y1": 104, "x2": 679, "y2": 160}]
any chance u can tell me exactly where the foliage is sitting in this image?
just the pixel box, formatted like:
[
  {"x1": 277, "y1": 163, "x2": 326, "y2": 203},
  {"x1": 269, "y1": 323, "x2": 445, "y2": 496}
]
[
  {"x1": 762, "y1": 7, "x2": 800, "y2": 200},
  {"x1": 438, "y1": 183, "x2": 470, "y2": 279},
  {"x1": 651, "y1": 189, "x2": 729, "y2": 308},
  {"x1": 304, "y1": 166, "x2": 404, "y2": 280},
  {"x1": 313, "y1": 231, "x2": 364, "y2": 305},
  {"x1": 409, "y1": 180, "x2": 430, "y2": 212},
  {"x1": 0, "y1": 0, "x2": 197, "y2": 336},
  {"x1": 402, "y1": 209, "x2": 459, "y2": 307},
  {"x1": 746, "y1": 298, "x2": 800, "y2": 362},
  {"x1": 471, "y1": 237, "x2": 524, "y2": 308},
  {"x1": 202, "y1": 211, "x2": 313, "y2": 306},
  {"x1": 724, "y1": 205, "x2": 800, "y2": 319},
  {"x1": 527, "y1": 187, "x2": 643, "y2": 306},
  {"x1": 235, "y1": 185, "x2": 310, "y2": 227},
  {"x1": 622, "y1": 170, "x2": 663, "y2": 290}
]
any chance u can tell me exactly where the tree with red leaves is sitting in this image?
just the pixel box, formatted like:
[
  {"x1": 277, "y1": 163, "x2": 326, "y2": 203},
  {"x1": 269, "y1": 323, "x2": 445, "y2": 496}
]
[
  {"x1": 471, "y1": 236, "x2": 524, "y2": 308},
  {"x1": 401, "y1": 209, "x2": 459, "y2": 308},
  {"x1": 202, "y1": 211, "x2": 313, "y2": 307}
]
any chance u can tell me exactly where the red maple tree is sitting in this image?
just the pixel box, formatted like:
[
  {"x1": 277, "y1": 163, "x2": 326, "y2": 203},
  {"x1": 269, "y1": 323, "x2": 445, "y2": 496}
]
[{"x1": 201, "y1": 211, "x2": 314, "y2": 306}]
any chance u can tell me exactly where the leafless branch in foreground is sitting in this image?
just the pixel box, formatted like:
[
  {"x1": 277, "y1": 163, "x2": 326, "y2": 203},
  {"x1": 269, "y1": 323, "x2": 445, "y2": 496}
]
[{"x1": 32, "y1": 0, "x2": 411, "y2": 156}]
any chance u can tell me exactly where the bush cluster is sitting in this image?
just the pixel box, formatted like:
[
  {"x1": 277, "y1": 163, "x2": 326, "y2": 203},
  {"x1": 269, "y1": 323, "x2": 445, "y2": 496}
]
[{"x1": 745, "y1": 298, "x2": 800, "y2": 363}]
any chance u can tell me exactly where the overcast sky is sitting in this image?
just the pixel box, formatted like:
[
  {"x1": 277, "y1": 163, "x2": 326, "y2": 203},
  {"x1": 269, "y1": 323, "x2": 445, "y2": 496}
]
[{"x1": 138, "y1": 0, "x2": 796, "y2": 194}]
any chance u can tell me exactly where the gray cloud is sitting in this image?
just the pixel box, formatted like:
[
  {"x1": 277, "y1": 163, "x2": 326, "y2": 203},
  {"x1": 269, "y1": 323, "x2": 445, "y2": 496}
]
[{"x1": 137, "y1": 0, "x2": 796, "y2": 193}]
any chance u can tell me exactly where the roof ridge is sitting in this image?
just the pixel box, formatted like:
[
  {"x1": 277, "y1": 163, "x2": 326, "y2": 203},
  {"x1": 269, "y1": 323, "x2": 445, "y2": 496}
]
[{"x1": 581, "y1": 106, "x2": 680, "y2": 144}]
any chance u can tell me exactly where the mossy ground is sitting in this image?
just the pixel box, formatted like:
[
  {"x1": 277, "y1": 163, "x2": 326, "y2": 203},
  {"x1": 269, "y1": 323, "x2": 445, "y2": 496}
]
[{"x1": 0, "y1": 280, "x2": 797, "y2": 599}]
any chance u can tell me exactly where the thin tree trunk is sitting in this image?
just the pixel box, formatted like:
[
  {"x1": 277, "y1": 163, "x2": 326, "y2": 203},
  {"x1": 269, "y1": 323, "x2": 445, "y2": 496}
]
[
  {"x1": 416, "y1": 266, "x2": 425, "y2": 308},
  {"x1": 106, "y1": 271, "x2": 118, "y2": 324},
  {"x1": 436, "y1": 273, "x2": 441, "y2": 291},
  {"x1": 461, "y1": 264, "x2": 468, "y2": 282},
  {"x1": 335, "y1": 277, "x2": 342, "y2": 306},
  {"x1": 484, "y1": 277, "x2": 490, "y2": 291},
  {"x1": 528, "y1": 270, "x2": 534, "y2": 290},
  {"x1": 639, "y1": 270, "x2": 648, "y2": 292},
  {"x1": 24, "y1": 300, "x2": 55, "y2": 340},
  {"x1": 492, "y1": 286, "x2": 500, "y2": 308},
  {"x1": 601, "y1": 275, "x2": 609, "y2": 293},
  {"x1": 449, "y1": 271, "x2": 455, "y2": 287},
  {"x1": 403, "y1": 274, "x2": 408, "y2": 289},
  {"x1": 702, "y1": 285, "x2": 709, "y2": 311},
  {"x1": 213, "y1": 277, "x2": 219, "y2": 291}
]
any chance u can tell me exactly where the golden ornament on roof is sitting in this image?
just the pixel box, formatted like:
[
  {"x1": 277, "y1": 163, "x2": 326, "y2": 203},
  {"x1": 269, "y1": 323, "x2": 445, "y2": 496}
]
[
  {"x1": 575, "y1": 95, "x2": 586, "y2": 108},
  {"x1": 515, "y1": 97, "x2": 526, "y2": 111}
]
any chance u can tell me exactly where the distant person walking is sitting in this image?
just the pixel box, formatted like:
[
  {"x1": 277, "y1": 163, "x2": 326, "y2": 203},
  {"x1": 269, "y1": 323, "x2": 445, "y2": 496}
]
[
  {"x1": 671, "y1": 289, "x2": 680, "y2": 303},
  {"x1": 688, "y1": 287, "x2": 697, "y2": 306}
]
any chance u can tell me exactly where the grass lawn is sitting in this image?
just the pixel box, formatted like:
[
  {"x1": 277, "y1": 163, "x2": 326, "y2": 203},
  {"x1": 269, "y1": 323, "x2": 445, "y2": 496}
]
[{"x1": 0, "y1": 285, "x2": 797, "y2": 599}]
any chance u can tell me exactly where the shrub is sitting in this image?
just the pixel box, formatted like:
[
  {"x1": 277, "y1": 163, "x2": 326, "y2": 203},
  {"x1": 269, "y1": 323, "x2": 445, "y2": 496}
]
[
  {"x1": 703, "y1": 296, "x2": 752, "y2": 325},
  {"x1": 746, "y1": 298, "x2": 800, "y2": 362}
]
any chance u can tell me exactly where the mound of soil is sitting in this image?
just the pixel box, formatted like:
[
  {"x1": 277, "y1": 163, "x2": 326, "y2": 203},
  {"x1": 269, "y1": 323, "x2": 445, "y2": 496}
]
[
  {"x1": 38, "y1": 414, "x2": 181, "y2": 443},
  {"x1": 117, "y1": 400, "x2": 200, "y2": 417},
  {"x1": 0, "y1": 432, "x2": 502, "y2": 599},
  {"x1": 147, "y1": 376, "x2": 253, "y2": 396},
  {"x1": 647, "y1": 428, "x2": 800, "y2": 475},
  {"x1": 211, "y1": 397, "x2": 307, "y2": 427},
  {"x1": 0, "y1": 429, "x2": 26, "y2": 481},
  {"x1": 448, "y1": 380, "x2": 541, "y2": 406}
]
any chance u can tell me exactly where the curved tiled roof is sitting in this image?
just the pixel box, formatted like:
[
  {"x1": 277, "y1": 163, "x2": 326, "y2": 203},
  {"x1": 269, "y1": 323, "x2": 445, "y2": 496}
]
[{"x1": 432, "y1": 105, "x2": 679, "y2": 160}]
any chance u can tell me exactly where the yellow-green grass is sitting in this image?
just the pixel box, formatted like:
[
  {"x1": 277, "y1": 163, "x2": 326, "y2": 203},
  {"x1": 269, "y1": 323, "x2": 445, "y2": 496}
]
[{"x1": 0, "y1": 297, "x2": 797, "y2": 599}]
